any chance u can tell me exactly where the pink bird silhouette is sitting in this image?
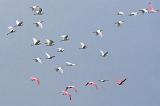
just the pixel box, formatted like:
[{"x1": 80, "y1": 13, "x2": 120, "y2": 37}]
[
  {"x1": 31, "y1": 76, "x2": 40, "y2": 85},
  {"x1": 147, "y1": 2, "x2": 160, "y2": 13},
  {"x1": 85, "y1": 81, "x2": 98, "y2": 89},
  {"x1": 65, "y1": 86, "x2": 77, "y2": 92},
  {"x1": 116, "y1": 78, "x2": 127, "y2": 85},
  {"x1": 60, "y1": 90, "x2": 72, "y2": 100}
]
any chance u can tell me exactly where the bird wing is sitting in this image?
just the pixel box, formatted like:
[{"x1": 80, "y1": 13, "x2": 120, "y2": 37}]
[
  {"x1": 58, "y1": 67, "x2": 63, "y2": 74},
  {"x1": 80, "y1": 42, "x2": 85, "y2": 48},
  {"x1": 100, "y1": 50, "x2": 104, "y2": 56},
  {"x1": 33, "y1": 38, "x2": 38, "y2": 44},
  {"x1": 45, "y1": 52, "x2": 50, "y2": 58},
  {"x1": 66, "y1": 62, "x2": 72, "y2": 65},
  {"x1": 8, "y1": 26, "x2": 14, "y2": 31},
  {"x1": 38, "y1": 22, "x2": 43, "y2": 29},
  {"x1": 37, "y1": 58, "x2": 42, "y2": 64},
  {"x1": 16, "y1": 20, "x2": 20, "y2": 25}
]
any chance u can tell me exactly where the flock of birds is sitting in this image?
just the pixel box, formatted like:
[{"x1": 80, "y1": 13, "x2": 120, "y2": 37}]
[{"x1": 5, "y1": 1, "x2": 159, "y2": 101}]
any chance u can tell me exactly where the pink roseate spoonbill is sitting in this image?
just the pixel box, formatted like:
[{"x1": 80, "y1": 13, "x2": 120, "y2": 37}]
[
  {"x1": 93, "y1": 29, "x2": 103, "y2": 37},
  {"x1": 60, "y1": 90, "x2": 72, "y2": 100},
  {"x1": 65, "y1": 86, "x2": 77, "y2": 92},
  {"x1": 85, "y1": 81, "x2": 98, "y2": 89},
  {"x1": 147, "y1": 2, "x2": 160, "y2": 13},
  {"x1": 31, "y1": 76, "x2": 40, "y2": 85},
  {"x1": 116, "y1": 78, "x2": 127, "y2": 85}
]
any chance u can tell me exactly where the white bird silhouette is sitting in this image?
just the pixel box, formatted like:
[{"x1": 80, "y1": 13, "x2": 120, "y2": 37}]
[
  {"x1": 34, "y1": 7, "x2": 44, "y2": 15},
  {"x1": 33, "y1": 20, "x2": 44, "y2": 29},
  {"x1": 57, "y1": 48, "x2": 64, "y2": 52},
  {"x1": 115, "y1": 21, "x2": 124, "y2": 27},
  {"x1": 33, "y1": 58, "x2": 42, "y2": 64},
  {"x1": 14, "y1": 20, "x2": 23, "y2": 27},
  {"x1": 98, "y1": 80, "x2": 109, "y2": 82},
  {"x1": 45, "y1": 52, "x2": 55, "y2": 59},
  {"x1": 93, "y1": 29, "x2": 103, "y2": 37},
  {"x1": 44, "y1": 39, "x2": 55, "y2": 46},
  {"x1": 79, "y1": 42, "x2": 87, "y2": 49},
  {"x1": 100, "y1": 50, "x2": 108, "y2": 57},
  {"x1": 60, "y1": 35, "x2": 69, "y2": 41},
  {"x1": 117, "y1": 11, "x2": 124, "y2": 16},
  {"x1": 30, "y1": 5, "x2": 39, "y2": 12},
  {"x1": 6, "y1": 26, "x2": 16, "y2": 35},
  {"x1": 55, "y1": 67, "x2": 63, "y2": 74},
  {"x1": 65, "y1": 62, "x2": 76, "y2": 66},
  {"x1": 32, "y1": 37, "x2": 41, "y2": 46},
  {"x1": 129, "y1": 12, "x2": 138, "y2": 16},
  {"x1": 139, "y1": 8, "x2": 148, "y2": 14}
]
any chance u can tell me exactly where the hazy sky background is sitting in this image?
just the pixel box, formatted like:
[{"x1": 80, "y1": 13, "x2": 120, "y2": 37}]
[{"x1": 0, "y1": 0, "x2": 160, "y2": 106}]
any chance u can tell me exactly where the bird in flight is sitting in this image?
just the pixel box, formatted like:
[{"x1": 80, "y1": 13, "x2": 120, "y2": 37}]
[
  {"x1": 6, "y1": 26, "x2": 16, "y2": 35},
  {"x1": 44, "y1": 39, "x2": 55, "y2": 46},
  {"x1": 128, "y1": 12, "x2": 138, "y2": 16},
  {"x1": 85, "y1": 81, "x2": 98, "y2": 89},
  {"x1": 60, "y1": 90, "x2": 72, "y2": 100},
  {"x1": 30, "y1": 5, "x2": 39, "y2": 12},
  {"x1": 65, "y1": 86, "x2": 77, "y2": 92},
  {"x1": 34, "y1": 7, "x2": 44, "y2": 15},
  {"x1": 115, "y1": 21, "x2": 124, "y2": 27},
  {"x1": 31, "y1": 76, "x2": 40, "y2": 85},
  {"x1": 93, "y1": 29, "x2": 103, "y2": 37},
  {"x1": 55, "y1": 67, "x2": 64, "y2": 74},
  {"x1": 33, "y1": 20, "x2": 44, "y2": 29},
  {"x1": 98, "y1": 80, "x2": 109, "y2": 82},
  {"x1": 60, "y1": 35, "x2": 70, "y2": 41},
  {"x1": 139, "y1": 8, "x2": 148, "y2": 14},
  {"x1": 32, "y1": 37, "x2": 41, "y2": 46},
  {"x1": 14, "y1": 20, "x2": 23, "y2": 27},
  {"x1": 33, "y1": 58, "x2": 42, "y2": 64},
  {"x1": 79, "y1": 42, "x2": 87, "y2": 49},
  {"x1": 116, "y1": 78, "x2": 127, "y2": 85},
  {"x1": 117, "y1": 11, "x2": 125, "y2": 16},
  {"x1": 45, "y1": 52, "x2": 55, "y2": 59},
  {"x1": 99, "y1": 50, "x2": 108, "y2": 57},
  {"x1": 147, "y1": 2, "x2": 160, "y2": 13},
  {"x1": 57, "y1": 48, "x2": 64, "y2": 52},
  {"x1": 65, "y1": 62, "x2": 76, "y2": 66}
]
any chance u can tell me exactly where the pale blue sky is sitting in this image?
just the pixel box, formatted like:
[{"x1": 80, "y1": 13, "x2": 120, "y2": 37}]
[{"x1": 0, "y1": 0, "x2": 160, "y2": 106}]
